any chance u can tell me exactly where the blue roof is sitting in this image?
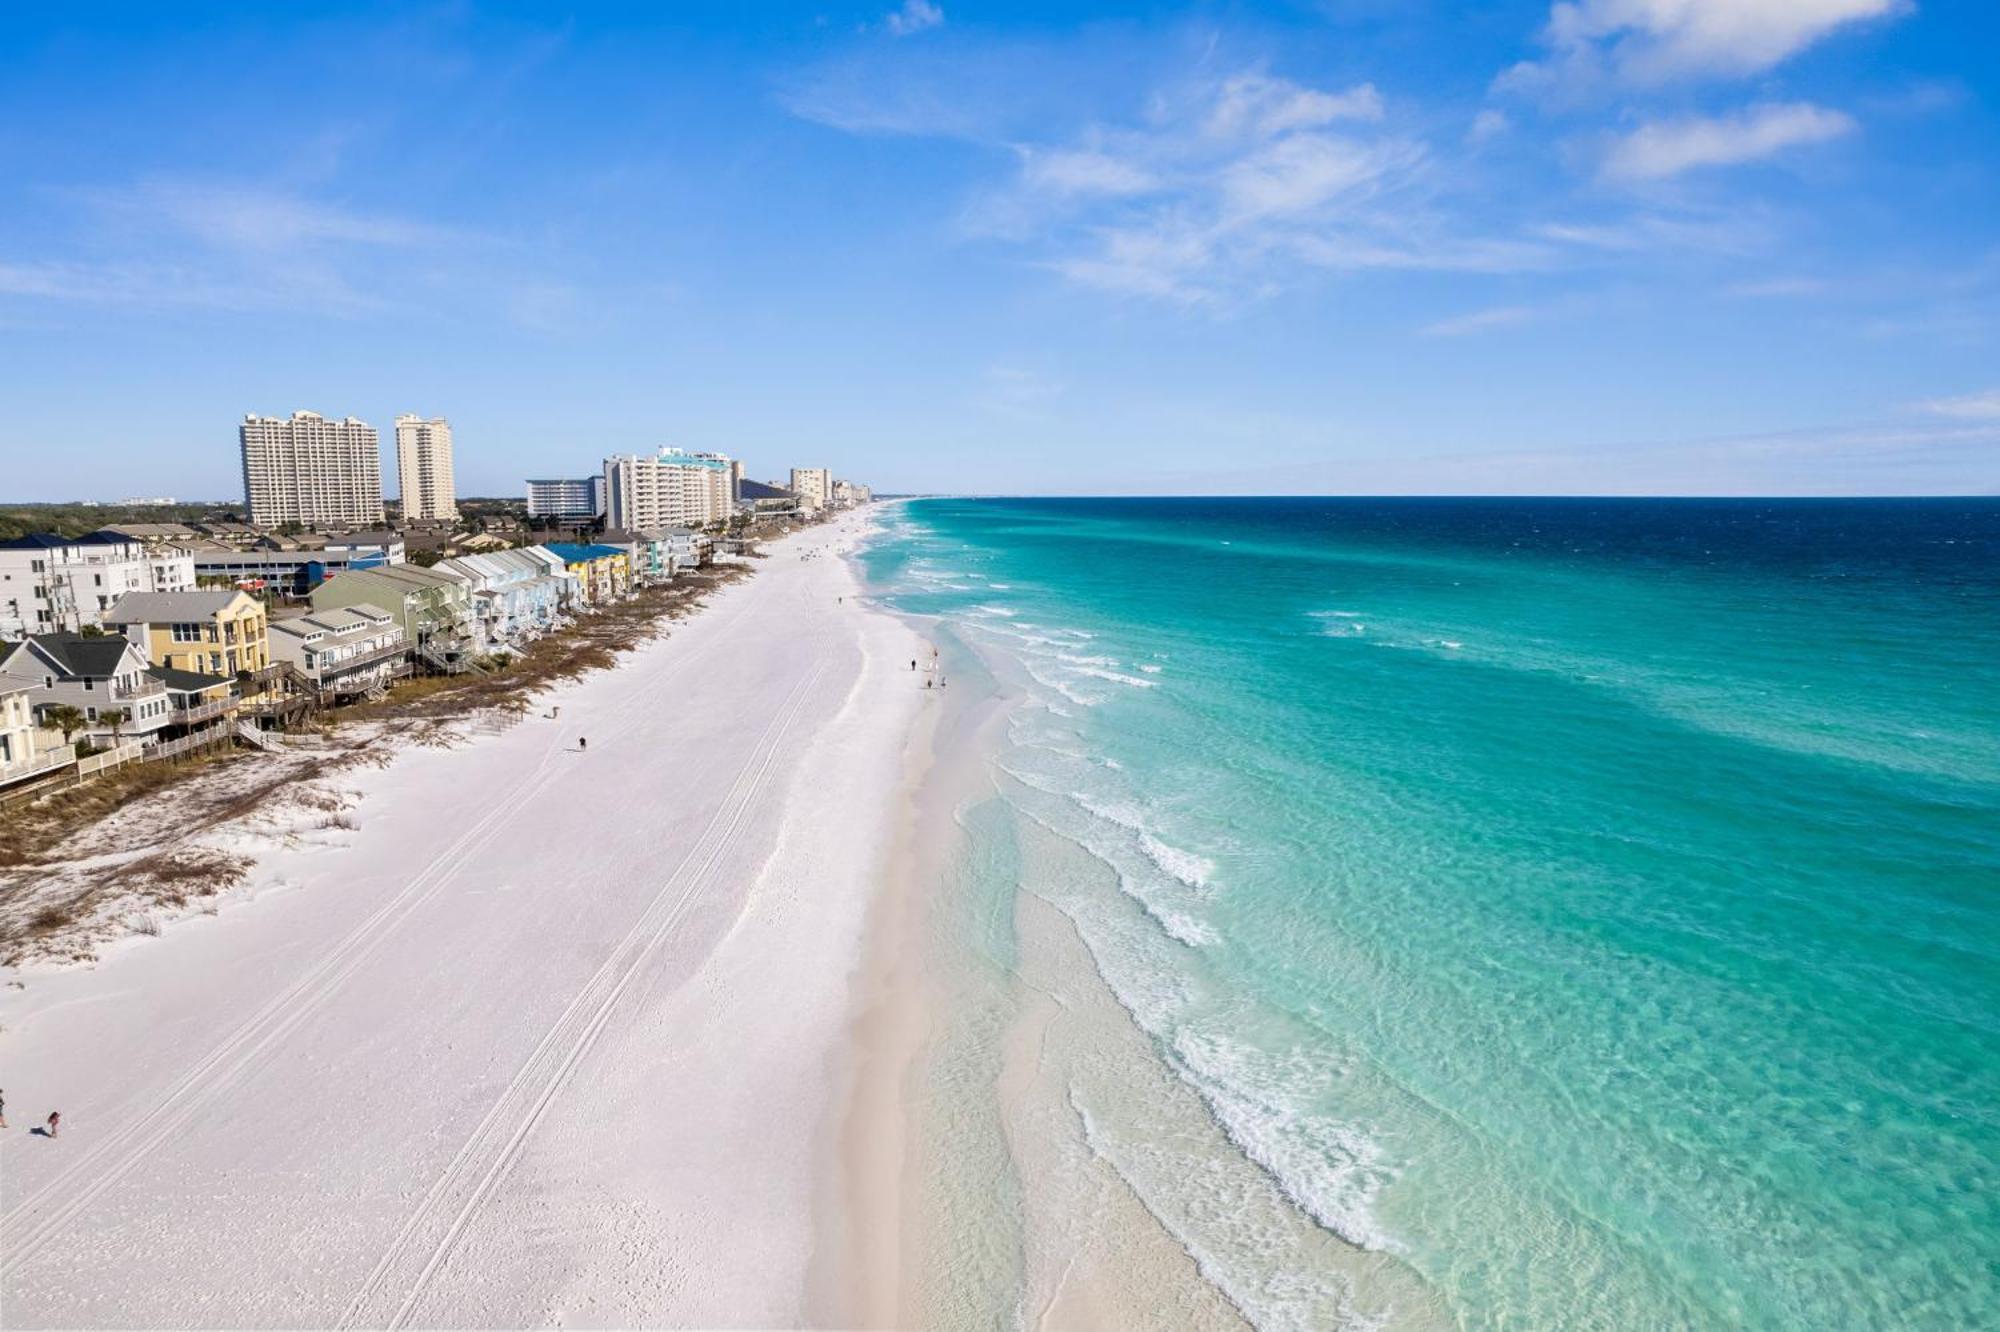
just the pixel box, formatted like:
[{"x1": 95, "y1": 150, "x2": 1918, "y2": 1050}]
[{"x1": 542, "y1": 542, "x2": 624, "y2": 563}]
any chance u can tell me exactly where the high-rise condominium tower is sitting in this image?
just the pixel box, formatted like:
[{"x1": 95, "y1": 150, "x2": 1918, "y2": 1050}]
[
  {"x1": 603, "y1": 449, "x2": 734, "y2": 529},
  {"x1": 395, "y1": 415, "x2": 459, "y2": 523},
  {"x1": 240, "y1": 412, "x2": 385, "y2": 528},
  {"x1": 789, "y1": 468, "x2": 832, "y2": 512}
]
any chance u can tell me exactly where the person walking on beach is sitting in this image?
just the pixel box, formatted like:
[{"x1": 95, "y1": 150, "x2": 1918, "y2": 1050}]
[
  {"x1": 579, "y1": 736, "x2": 588, "y2": 752},
  {"x1": 1, "y1": 1086, "x2": 7, "y2": 1129},
  {"x1": 45, "y1": 1110, "x2": 59, "y2": 1138}
]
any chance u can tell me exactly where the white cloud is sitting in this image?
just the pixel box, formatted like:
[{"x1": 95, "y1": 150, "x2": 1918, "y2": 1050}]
[
  {"x1": 1420, "y1": 304, "x2": 1541, "y2": 336},
  {"x1": 1206, "y1": 74, "x2": 1384, "y2": 138},
  {"x1": 1503, "y1": 0, "x2": 1908, "y2": 91},
  {"x1": 1467, "y1": 109, "x2": 1511, "y2": 144},
  {"x1": 885, "y1": 0, "x2": 943, "y2": 38},
  {"x1": 1918, "y1": 389, "x2": 2000, "y2": 420},
  {"x1": 1017, "y1": 147, "x2": 1158, "y2": 198},
  {"x1": 85, "y1": 181, "x2": 465, "y2": 253},
  {"x1": 956, "y1": 70, "x2": 1541, "y2": 303},
  {"x1": 1219, "y1": 134, "x2": 1403, "y2": 221},
  {"x1": 1533, "y1": 210, "x2": 1772, "y2": 255},
  {"x1": 1, "y1": 178, "x2": 486, "y2": 316},
  {"x1": 1600, "y1": 102, "x2": 1856, "y2": 181}
]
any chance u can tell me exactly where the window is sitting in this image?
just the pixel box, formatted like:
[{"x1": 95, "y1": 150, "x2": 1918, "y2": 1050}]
[{"x1": 171, "y1": 623, "x2": 202, "y2": 642}]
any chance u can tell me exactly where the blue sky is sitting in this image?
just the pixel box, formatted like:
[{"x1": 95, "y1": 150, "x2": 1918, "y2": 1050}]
[{"x1": 1, "y1": 1, "x2": 1994, "y2": 498}]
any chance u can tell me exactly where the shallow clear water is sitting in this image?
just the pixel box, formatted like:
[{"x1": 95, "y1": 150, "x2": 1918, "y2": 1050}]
[{"x1": 862, "y1": 497, "x2": 2000, "y2": 1331}]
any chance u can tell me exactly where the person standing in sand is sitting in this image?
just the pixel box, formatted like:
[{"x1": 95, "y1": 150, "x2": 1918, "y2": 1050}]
[
  {"x1": 45, "y1": 1110, "x2": 59, "y2": 1138},
  {"x1": 1, "y1": 1086, "x2": 7, "y2": 1129}
]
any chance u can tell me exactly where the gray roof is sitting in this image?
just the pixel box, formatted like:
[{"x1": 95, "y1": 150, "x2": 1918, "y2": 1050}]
[
  {"x1": 10, "y1": 634, "x2": 141, "y2": 680},
  {"x1": 146, "y1": 664, "x2": 233, "y2": 694},
  {"x1": 104, "y1": 591, "x2": 251, "y2": 623}
]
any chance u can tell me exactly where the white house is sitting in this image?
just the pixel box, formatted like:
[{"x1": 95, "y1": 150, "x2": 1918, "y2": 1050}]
[{"x1": 0, "y1": 532, "x2": 196, "y2": 636}]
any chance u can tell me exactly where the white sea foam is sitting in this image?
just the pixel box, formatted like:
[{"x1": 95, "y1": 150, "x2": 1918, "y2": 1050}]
[
  {"x1": 1069, "y1": 1094, "x2": 1358, "y2": 1332},
  {"x1": 1172, "y1": 1026, "x2": 1401, "y2": 1256},
  {"x1": 972, "y1": 604, "x2": 1018, "y2": 617},
  {"x1": 1071, "y1": 791, "x2": 1147, "y2": 831},
  {"x1": 1138, "y1": 664, "x2": 1164, "y2": 675},
  {"x1": 1140, "y1": 832, "x2": 1214, "y2": 891},
  {"x1": 1118, "y1": 872, "x2": 1217, "y2": 946},
  {"x1": 1016, "y1": 655, "x2": 1095, "y2": 707},
  {"x1": 1072, "y1": 664, "x2": 1158, "y2": 689}
]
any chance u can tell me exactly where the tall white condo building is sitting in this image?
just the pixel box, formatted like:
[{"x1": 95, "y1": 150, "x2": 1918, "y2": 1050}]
[
  {"x1": 789, "y1": 468, "x2": 832, "y2": 513},
  {"x1": 395, "y1": 415, "x2": 459, "y2": 523},
  {"x1": 240, "y1": 411, "x2": 386, "y2": 528},
  {"x1": 603, "y1": 449, "x2": 734, "y2": 529}
]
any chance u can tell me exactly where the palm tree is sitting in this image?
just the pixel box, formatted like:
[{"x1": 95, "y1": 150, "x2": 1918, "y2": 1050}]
[
  {"x1": 103, "y1": 708, "x2": 129, "y2": 748},
  {"x1": 44, "y1": 704, "x2": 86, "y2": 744}
]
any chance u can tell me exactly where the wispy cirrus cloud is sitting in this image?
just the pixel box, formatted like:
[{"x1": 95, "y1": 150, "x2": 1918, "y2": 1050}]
[
  {"x1": 1500, "y1": 0, "x2": 1910, "y2": 93},
  {"x1": 884, "y1": 0, "x2": 944, "y2": 38},
  {"x1": 830, "y1": 63, "x2": 1553, "y2": 305},
  {"x1": 1599, "y1": 102, "x2": 1856, "y2": 181},
  {"x1": 1420, "y1": 304, "x2": 1542, "y2": 337},
  {"x1": 1917, "y1": 388, "x2": 2000, "y2": 420},
  {"x1": 2, "y1": 177, "x2": 491, "y2": 317}
]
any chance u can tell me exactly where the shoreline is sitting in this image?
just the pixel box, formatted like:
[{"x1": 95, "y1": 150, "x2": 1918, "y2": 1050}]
[
  {"x1": 0, "y1": 510, "x2": 933, "y2": 1328},
  {"x1": 841, "y1": 508, "x2": 1440, "y2": 1331}
]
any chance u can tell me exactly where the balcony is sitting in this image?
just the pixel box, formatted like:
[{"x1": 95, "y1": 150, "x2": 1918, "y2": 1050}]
[
  {"x1": 0, "y1": 742, "x2": 78, "y2": 788},
  {"x1": 311, "y1": 641, "x2": 409, "y2": 679},
  {"x1": 171, "y1": 695, "x2": 238, "y2": 725}
]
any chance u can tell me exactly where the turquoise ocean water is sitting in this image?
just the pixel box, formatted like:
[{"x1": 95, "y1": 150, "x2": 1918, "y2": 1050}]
[{"x1": 860, "y1": 497, "x2": 1999, "y2": 1330}]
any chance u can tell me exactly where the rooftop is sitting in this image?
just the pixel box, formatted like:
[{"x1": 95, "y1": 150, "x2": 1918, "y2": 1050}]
[
  {"x1": 104, "y1": 591, "x2": 254, "y2": 623},
  {"x1": 0, "y1": 531, "x2": 139, "y2": 551},
  {"x1": 146, "y1": 664, "x2": 233, "y2": 694},
  {"x1": 3, "y1": 633, "x2": 140, "y2": 680},
  {"x1": 543, "y1": 542, "x2": 626, "y2": 563}
]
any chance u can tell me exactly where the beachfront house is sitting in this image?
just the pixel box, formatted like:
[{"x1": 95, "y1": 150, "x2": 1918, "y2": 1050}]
[
  {"x1": 0, "y1": 679, "x2": 74, "y2": 788},
  {"x1": 0, "y1": 633, "x2": 175, "y2": 748},
  {"x1": 656, "y1": 526, "x2": 713, "y2": 572},
  {"x1": 0, "y1": 531, "x2": 196, "y2": 637},
  {"x1": 144, "y1": 665, "x2": 242, "y2": 739},
  {"x1": 435, "y1": 548, "x2": 570, "y2": 651},
  {"x1": 598, "y1": 528, "x2": 683, "y2": 588},
  {"x1": 267, "y1": 604, "x2": 409, "y2": 700},
  {"x1": 540, "y1": 542, "x2": 631, "y2": 607},
  {"x1": 310, "y1": 563, "x2": 474, "y2": 672},
  {"x1": 104, "y1": 589, "x2": 273, "y2": 683}
]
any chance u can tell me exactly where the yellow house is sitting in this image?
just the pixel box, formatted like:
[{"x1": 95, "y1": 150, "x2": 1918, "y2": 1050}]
[
  {"x1": 541, "y1": 543, "x2": 632, "y2": 605},
  {"x1": 104, "y1": 589, "x2": 272, "y2": 678}
]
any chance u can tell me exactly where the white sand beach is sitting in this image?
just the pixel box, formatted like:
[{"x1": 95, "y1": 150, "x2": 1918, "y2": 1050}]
[{"x1": 0, "y1": 515, "x2": 933, "y2": 1328}]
